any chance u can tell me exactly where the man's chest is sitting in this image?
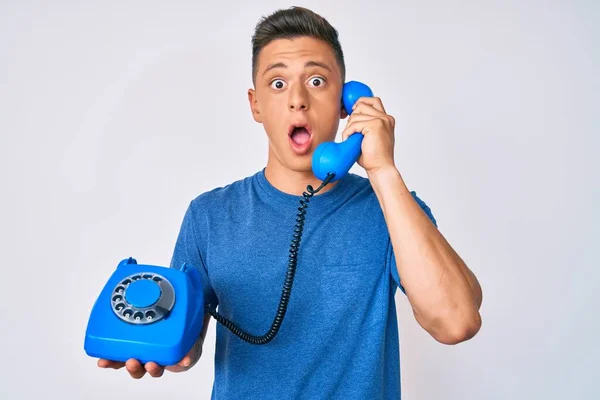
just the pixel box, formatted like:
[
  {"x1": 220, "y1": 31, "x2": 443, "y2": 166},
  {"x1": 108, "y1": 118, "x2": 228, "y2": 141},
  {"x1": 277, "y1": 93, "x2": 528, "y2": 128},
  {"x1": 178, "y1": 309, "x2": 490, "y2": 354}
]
[{"x1": 202, "y1": 209, "x2": 391, "y2": 329}]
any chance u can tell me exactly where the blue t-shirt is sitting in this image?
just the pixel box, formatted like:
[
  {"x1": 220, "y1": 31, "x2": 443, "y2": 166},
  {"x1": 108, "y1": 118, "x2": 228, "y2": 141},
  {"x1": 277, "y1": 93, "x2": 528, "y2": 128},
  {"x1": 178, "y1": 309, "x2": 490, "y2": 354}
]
[{"x1": 170, "y1": 168, "x2": 436, "y2": 399}]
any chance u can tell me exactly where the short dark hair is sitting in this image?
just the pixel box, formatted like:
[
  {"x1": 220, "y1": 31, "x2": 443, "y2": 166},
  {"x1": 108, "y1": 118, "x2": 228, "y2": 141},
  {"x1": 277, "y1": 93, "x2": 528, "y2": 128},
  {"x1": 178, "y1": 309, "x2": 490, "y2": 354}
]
[{"x1": 251, "y1": 6, "x2": 346, "y2": 84}]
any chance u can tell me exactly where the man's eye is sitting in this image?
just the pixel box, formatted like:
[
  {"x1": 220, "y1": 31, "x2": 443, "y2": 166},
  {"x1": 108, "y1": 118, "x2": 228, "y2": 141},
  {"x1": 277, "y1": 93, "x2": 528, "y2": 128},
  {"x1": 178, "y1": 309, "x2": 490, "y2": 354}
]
[
  {"x1": 309, "y1": 77, "x2": 325, "y2": 87},
  {"x1": 270, "y1": 79, "x2": 286, "y2": 89}
]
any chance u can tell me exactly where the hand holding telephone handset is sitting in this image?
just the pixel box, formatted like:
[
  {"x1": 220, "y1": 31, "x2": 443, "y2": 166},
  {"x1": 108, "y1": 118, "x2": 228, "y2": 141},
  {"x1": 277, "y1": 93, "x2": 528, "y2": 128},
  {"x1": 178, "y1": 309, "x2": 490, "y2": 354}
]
[{"x1": 84, "y1": 81, "x2": 374, "y2": 367}]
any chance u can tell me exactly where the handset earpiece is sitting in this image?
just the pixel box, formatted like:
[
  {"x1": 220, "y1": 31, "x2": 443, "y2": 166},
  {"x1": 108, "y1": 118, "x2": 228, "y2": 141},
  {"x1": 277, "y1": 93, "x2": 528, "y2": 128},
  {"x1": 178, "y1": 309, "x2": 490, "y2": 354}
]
[{"x1": 312, "y1": 81, "x2": 374, "y2": 182}]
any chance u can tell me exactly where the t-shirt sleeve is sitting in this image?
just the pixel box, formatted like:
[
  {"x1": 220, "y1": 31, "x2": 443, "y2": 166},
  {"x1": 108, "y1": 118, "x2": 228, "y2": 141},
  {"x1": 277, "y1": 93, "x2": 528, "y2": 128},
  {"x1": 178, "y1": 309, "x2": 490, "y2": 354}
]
[
  {"x1": 170, "y1": 201, "x2": 219, "y2": 310},
  {"x1": 389, "y1": 191, "x2": 438, "y2": 294}
]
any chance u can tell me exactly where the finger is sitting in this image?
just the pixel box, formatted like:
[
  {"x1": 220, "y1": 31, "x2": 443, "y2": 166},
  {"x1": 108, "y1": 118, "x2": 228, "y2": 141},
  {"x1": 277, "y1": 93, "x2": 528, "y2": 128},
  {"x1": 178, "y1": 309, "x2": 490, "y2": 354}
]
[
  {"x1": 98, "y1": 359, "x2": 125, "y2": 369},
  {"x1": 352, "y1": 96, "x2": 386, "y2": 113},
  {"x1": 345, "y1": 113, "x2": 378, "y2": 133},
  {"x1": 125, "y1": 359, "x2": 146, "y2": 379},
  {"x1": 144, "y1": 362, "x2": 165, "y2": 378},
  {"x1": 177, "y1": 354, "x2": 193, "y2": 368},
  {"x1": 343, "y1": 114, "x2": 378, "y2": 140},
  {"x1": 340, "y1": 117, "x2": 380, "y2": 141},
  {"x1": 352, "y1": 102, "x2": 389, "y2": 120},
  {"x1": 347, "y1": 113, "x2": 379, "y2": 123}
]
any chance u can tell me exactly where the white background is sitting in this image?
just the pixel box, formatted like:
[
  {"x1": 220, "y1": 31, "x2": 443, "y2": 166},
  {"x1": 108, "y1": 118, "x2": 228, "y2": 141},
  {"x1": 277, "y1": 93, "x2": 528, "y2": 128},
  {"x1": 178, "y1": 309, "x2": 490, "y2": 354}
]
[{"x1": 1, "y1": 1, "x2": 598, "y2": 399}]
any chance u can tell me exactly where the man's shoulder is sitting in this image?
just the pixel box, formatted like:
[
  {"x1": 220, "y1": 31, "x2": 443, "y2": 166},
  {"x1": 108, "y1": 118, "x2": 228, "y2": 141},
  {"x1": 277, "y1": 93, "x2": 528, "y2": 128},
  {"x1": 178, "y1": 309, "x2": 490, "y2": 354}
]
[{"x1": 188, "y1": 172, "x2": 257, "y2": 209}]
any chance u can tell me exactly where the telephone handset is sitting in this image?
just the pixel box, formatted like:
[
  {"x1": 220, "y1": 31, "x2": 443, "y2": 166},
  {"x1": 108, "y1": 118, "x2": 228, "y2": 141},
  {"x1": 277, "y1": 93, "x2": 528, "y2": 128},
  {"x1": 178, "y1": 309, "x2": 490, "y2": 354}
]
[
  {"x1": 312, "y1": 80, "x2": 374, "y2": 182},
  {"x1": 84, "y1": 81, "x2": 373, "y2": 365}
]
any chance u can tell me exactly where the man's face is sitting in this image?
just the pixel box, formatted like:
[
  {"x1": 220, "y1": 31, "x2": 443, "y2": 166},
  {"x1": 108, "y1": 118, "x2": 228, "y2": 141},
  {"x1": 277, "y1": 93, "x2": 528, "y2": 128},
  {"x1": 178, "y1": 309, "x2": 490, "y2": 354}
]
[{"x1": 248, "y1": 36, "x2": 346, "y2": 175}]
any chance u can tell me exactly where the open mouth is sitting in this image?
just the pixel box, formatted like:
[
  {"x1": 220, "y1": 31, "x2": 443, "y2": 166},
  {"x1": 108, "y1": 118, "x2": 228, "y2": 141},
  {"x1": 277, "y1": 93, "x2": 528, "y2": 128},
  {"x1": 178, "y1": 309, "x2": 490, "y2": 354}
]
[
  {"x1": 290, "y1": 126, "x2": 311, "y2": 144},
  {"x1": 288, "y1": 124, "x2": 313, "y2": 155}
]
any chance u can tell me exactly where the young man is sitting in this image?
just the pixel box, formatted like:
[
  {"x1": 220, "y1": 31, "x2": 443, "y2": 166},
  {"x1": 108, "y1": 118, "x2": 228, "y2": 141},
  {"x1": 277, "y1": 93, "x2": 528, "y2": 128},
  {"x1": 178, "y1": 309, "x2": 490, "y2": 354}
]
[{"x1": 98, "y1": 6, "x2": 482, "y2": 398}]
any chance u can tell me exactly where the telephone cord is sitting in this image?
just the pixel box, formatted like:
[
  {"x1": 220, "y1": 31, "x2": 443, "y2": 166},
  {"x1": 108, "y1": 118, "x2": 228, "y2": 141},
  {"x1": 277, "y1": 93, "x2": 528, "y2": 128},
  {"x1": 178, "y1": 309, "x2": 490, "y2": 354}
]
[{"x1": 204, "y1": 172, "x2": 335, "y2": 344}]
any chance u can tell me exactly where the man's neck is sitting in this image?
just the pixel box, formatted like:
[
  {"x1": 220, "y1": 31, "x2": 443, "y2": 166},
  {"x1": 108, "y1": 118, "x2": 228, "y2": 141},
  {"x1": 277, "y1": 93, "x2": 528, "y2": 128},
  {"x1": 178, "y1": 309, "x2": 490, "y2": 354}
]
[{"x1": 264, "y1": 160, "x2": 338, "y2": 197}]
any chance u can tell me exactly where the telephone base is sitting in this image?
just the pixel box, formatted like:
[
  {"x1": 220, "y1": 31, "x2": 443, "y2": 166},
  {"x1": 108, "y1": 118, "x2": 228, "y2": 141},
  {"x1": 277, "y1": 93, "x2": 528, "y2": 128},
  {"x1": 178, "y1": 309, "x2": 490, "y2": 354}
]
[{"x1": 84, "y1": 257, "x2": 205, "y2": 366}]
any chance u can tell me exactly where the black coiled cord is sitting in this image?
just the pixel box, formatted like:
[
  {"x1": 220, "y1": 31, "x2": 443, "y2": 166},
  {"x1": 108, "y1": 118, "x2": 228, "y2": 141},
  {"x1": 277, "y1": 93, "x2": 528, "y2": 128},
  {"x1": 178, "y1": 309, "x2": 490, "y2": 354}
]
[{"x1": 205, "y1": 172, "x2": 336, "y2": 344}]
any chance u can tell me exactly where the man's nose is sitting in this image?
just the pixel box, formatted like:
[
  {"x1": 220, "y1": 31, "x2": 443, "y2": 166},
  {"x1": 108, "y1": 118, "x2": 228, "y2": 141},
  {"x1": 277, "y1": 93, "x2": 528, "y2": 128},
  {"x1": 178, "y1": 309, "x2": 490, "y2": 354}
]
[{"x1": 288, "y1": 85, "x2": 309, "y2": 111}]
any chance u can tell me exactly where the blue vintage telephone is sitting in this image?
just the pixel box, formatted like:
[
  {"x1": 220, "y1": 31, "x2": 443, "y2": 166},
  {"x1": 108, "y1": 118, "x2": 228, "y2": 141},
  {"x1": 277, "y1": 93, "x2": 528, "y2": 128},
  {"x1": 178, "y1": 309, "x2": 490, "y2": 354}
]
[
  {"x1": 84, "y1": 257, "x2": 206, "y2": 366},
  {"x1": 84, "y1": 81, "x2": 374, "y2": 364}
]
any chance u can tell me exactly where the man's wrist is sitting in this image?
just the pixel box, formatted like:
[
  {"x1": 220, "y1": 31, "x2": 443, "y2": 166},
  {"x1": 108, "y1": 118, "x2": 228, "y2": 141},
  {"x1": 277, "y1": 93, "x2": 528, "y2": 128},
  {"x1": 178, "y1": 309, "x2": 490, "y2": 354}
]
[{"x1": 367, "y1": 165, "x2": 409, "y2": 198}]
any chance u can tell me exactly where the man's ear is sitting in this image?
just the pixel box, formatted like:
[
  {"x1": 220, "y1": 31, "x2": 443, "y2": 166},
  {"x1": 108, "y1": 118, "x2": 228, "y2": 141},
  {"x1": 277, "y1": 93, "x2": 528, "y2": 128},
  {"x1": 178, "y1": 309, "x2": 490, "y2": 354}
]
[
  {"x1": 248, "y1": 88, "x2": 262, "y2": 123},
  {"x1": 340, "y1": 99, "x2": 348, "y2": 119}
]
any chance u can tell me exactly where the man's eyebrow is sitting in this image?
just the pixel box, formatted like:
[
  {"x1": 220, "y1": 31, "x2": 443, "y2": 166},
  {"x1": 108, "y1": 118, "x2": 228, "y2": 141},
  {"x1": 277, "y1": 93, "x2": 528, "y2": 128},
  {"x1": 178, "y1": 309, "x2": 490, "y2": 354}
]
[
  {"x1": 262, "y1": 60, "x2": 332, "y2": 76},
  {"x1": 263, "y1": 62, "x2": 287, "y2": 76},
  {"x1": 305, "y1": 60, "x2": 332, "y2": 72}
]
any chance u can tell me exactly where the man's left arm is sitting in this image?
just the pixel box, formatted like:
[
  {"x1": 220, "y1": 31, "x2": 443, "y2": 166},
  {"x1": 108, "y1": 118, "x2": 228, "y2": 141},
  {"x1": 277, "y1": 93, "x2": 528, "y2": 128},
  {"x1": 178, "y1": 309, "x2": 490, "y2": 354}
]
[
  {"x1": 340, "y1": 95, "x2": 483, "y2": 345},
  {"x1": 369, "y1": 166, "x2": 482, "y2": 345}
]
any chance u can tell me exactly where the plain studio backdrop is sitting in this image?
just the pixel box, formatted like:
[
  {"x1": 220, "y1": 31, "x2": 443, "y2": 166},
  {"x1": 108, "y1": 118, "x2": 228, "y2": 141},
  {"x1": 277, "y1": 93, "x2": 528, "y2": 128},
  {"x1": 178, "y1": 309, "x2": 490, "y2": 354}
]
[{"x1": 1, "y1": 1, "x2": 598, "y2": 399}]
